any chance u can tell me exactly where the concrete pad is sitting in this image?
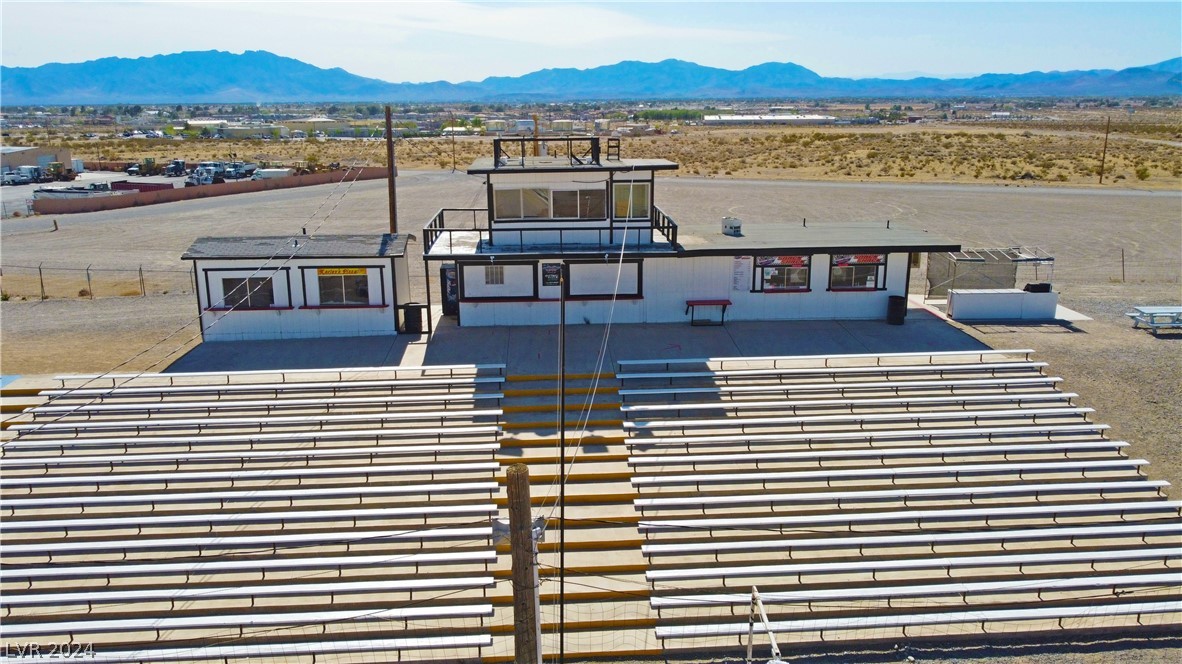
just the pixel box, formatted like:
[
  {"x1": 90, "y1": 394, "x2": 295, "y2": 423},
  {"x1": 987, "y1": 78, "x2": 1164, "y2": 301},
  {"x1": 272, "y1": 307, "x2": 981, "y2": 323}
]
[{"x1": 163, "y1": 315, "x2": 993, "y2": 374}]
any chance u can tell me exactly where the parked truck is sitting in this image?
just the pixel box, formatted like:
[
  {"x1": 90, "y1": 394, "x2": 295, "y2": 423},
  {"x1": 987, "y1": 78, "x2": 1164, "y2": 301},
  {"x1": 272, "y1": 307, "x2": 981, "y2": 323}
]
[
  {"x1": 251, "y1": 167, "x2": 294, "y2": 180},
  {"x1": 18, "y1": 165, "x2": 49, "y2": 183},
  {"x1": 165, "y1": 159, "x2": 188, "y2": 177}
]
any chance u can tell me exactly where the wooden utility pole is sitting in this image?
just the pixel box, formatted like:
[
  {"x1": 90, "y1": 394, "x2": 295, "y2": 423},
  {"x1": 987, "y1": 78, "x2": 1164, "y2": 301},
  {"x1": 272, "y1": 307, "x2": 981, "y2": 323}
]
[
  {"x1": 385, "y1": 105, "x2": 398, "y2": 234},
  {"x1": 507, "y1": 464, "x2": 541, "y2": 664},
  {"x1": 1098, "y1": 116, "x2": 1111, "y2": 185}
]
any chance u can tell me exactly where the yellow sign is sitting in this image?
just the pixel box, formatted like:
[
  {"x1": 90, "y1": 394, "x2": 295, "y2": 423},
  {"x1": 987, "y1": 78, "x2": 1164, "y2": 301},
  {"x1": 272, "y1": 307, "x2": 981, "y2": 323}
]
[{"x1": 317, "y1": 267, "x2": 367, "y2": 276}]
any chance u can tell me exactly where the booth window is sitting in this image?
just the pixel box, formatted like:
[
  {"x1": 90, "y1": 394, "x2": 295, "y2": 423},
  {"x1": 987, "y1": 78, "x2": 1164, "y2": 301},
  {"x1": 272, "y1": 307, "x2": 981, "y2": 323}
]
[
  {"x1": 829, "y1": 254, "x2": 887, "y2": 290},
  {"x1": 757, "y1": 255, "x2": 810, "y2": 292},
  {"x1": 613, "y1": 182, "x2": 650, "y2": 219},
  {"x1": 221, "y1": 277, "x2": 274, "y2": 309},
  {"x1": 317, "y1": 268, "x2": 369, "y2": 305},
  {"x1": 485, "y1": 265, "x2": 505, "y2": 285},
  {"x1": 496, "y1": 187, "x2": 606, "y2": 221}
]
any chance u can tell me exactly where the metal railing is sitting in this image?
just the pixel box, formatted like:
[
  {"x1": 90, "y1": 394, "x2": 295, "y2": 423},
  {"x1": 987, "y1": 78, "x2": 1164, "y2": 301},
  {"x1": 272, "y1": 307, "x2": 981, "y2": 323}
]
[{"x1": 423, "y1": 207, "x2": 679, "y2": 256}]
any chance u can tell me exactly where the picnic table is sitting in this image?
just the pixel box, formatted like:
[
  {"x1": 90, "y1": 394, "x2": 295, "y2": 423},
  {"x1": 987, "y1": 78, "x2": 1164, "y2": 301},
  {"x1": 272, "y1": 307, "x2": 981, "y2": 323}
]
[{"x1": 1126, "y1": 306, "x2": 1182, "y2": 334}]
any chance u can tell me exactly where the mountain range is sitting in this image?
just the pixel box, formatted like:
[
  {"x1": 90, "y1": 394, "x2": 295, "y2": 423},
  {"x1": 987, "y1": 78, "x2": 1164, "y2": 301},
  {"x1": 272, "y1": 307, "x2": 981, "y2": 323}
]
[{"x1": 2, "y1": 50, "x2": 1179, "y2": 105}]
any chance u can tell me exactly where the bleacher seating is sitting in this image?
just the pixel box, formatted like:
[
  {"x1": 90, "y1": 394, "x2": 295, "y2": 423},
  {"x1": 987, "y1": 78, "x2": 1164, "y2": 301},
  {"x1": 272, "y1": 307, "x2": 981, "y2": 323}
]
[
  {"x1": 619, "y1": 350, "x2": 1182, "y2": 650},
  {"x1": 0, "y1": 364, "x2": 504, "y2": 662}
]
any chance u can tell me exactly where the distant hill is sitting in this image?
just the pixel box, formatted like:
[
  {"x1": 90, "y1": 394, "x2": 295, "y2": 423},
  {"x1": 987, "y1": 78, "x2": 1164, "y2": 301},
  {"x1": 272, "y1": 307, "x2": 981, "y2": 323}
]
[{"x1": 2, "y1": 51, "x2": 1179, "y2": 105}]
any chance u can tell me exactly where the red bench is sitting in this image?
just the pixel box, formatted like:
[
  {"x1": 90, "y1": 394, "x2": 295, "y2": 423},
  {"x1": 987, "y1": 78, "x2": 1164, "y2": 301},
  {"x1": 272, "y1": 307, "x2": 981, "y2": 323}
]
[{"x1": 685, "y1": 299, "x2": 732, "y2": 326}]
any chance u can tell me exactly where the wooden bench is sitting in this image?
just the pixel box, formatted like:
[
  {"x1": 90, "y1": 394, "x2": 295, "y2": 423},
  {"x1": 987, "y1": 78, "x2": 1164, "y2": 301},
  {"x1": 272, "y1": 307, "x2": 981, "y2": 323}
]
[
  {"x1": 0, "y1": 424, "x2": 502, "y2": 452},
  {"x1": 54, "y1": 362, "x2": 506, "y2": 388},
  {"x1": 617, "y1": 361, "x2": 1049, "y2": 385},
  {"x1": 28, "y1": 391, "x2": 505, "y2": 419},
  {"x1": 641, "y1": 521, "x2": 1182, "y2": 557},
  {"x1": 0, "y1": 461, "x2": 502, "y2": 490},
  {"x1": 634, "y1": 479, "x2": 1168, "y2": 512},
  {"x1": 645, "y1": 545, "x2": 1180, "y2": 583},
  {"x1": 3, "y1": 575, "x2": 496, "y2": 610},
  {"x1": 630, "y1": 458, "x2": 1149, "y2": 489},
  {"x1": 654, "y1": 600, "x2": 1182, "y2": 639},
  {"x1": 1, "y1": 525, "x2": 495, "y2": 558},
  {"x1": 0, "y1": 549, "x2": 498, "y2": 582},
  {"x1": 650, "y1": 572, "x2": 1181, "y2": 608},
  {"x1": 1126, "y1": 306, "x2": 1182, "y2": 335},
  {"x1": 619, "y1": 376, "x2": 1064, "y2": 402},
  {"x1": 625, "y1": 423, "x2": 1110, "y2": 451},
  {"x1": 1, "y1": 603, "x2": 495, "y2": 638},
  {"x1": 624, "y1": 406, "x2": 1094, "y2": 434},
  {"x1": 637, "y1": 499, "x2": 1182, "y2": 533},
  {"x1": 618, "y1": 349, "x2": 1036, "y2": 373},
  {"x1": 629, "y1": 440, "x2": 1128, "y2": 469},
  {"x1": 8, "y1": 408, "x2": 504, "y2": 435},
  {"x1": 621, "y1": 391, "x2": 1077, "y2": 416},
  {"x1": 1, "y1": 442, "x2": 502, "y2": 469}
]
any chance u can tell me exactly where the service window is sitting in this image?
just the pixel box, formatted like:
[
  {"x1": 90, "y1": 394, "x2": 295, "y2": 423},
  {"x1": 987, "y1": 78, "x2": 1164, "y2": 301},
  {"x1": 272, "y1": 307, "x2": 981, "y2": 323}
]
[
  {"x1": 756, "y1": 255, "x2": 810, "y2": 292},
  {"x1": 221, "y1": 277, "x2": 274, "y2": 309},
  {"x1": 317, "y1": 267, "x2": 370, "y2": 305},
  {"x1": 485, "y1": 265, "x2": 505, "y2": 285},
  {"x1": 829, "y1": 254, "x2": 887, "y2": 291},
  {"x1": 613, "y1": 182, "x2": 650, "y2": 219}
]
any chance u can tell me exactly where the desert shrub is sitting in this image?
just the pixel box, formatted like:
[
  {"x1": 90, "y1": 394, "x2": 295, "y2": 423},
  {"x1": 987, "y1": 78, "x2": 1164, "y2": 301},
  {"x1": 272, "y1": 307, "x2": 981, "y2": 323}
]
[{"x1": 1135, "y1": 166, "x2": 1151, "y2": 181}]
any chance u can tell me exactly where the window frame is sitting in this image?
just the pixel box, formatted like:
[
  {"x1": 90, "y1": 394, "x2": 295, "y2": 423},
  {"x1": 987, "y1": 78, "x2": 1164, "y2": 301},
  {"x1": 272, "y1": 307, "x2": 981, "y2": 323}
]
[
  {"x1": 828, "y1": 253, "x2": 888, "y2": 291},
  {"x1": 612, "y1": 181, "x2": 651, "y2": 220},
  {"x1": 754, "y1": 255, "x2": 811, "y2": 293},
  {"x1": 219, "y1": 276, "x2": 276, "y2": 309},
  {"x1": 492, "y1": 186, "x2": 608, "y2": 221}
]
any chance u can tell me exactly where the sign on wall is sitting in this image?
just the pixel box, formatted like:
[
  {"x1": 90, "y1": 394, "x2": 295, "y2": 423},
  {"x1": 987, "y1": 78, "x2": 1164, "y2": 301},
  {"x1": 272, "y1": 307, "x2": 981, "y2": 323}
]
[
  {"x1": 542, "y1": 263, "x2": 562, "y2": 287},
  {"x1": 317, "y1": 267, "x2": 367, "y2": 276},
  {"x1": 732, "y1": 256, "x2": 753, "y2": 290}
]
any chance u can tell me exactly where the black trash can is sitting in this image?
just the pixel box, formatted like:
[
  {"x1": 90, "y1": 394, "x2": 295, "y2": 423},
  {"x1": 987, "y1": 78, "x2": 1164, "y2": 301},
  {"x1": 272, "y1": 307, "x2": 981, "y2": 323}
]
[
  {"x1": 402, "y1": 303, "x2": 423, "y2": 334},
  {"x1": 1023, "y1": 282, "x2": 1052, "y2": 293},
  {"x1": 887, "y1": 295, "x2": 907, "y2": 325}
]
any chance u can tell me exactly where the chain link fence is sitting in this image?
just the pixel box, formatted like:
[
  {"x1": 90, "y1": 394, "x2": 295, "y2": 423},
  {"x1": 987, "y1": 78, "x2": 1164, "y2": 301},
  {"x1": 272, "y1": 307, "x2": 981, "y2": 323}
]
[{"x1": 0, "y1": 263, "x2": 193, "y2": 300}]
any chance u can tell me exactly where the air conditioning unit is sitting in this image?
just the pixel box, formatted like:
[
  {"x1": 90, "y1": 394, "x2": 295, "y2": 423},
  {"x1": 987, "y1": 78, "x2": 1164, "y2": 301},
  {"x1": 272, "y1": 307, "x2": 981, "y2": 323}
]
[{"x1": 722, "y1": 216, "x2": 743, "y2": 236}]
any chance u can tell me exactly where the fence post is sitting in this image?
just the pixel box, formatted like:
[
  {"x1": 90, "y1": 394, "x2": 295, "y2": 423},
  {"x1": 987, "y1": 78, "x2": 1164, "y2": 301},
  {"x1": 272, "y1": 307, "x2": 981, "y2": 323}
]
[
  {"x1": 38, "y1": 262, "x2": 45, "y2": 300},
  {"x1": 86, "y1": 265, "x2": 94, "y2": 299},
  {"x1": 139, "y1": 265, "x2": 146, "y2": 296},
  {"x1": 1121, "y1": 248, "x2": 1126, "y2": 283}
]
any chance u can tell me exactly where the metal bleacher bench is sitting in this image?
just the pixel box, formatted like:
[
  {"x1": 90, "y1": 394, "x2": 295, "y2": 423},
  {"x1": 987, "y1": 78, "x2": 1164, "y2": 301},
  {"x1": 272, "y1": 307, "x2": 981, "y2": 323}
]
[
  {"x1": 0, "y1": 424, "x2": 502, "y2": 451},
  {"x1": 1126, "y1": 306, "x2": 1182, "y2": 334},
  {"x1": 34, "y1": 636, "x2": 494, "y2": 663},
  {"x1": 620, "y1": 391, "x2": 1077, "y2": 416},
  {"x1": 630, "y1": 458, "x2": 1150, "y2": 488},
  {"x1": 38, "y1": 375, "x2": 504, "y2": 400},
  {"x1": 650, "y1": 572, "x2": 1182, "y2": 608},
  {"x1": 617, "y1": 361, "x2": 1048, "y2": 385},
  {"x1": 617, "y1": 349, "x2": 1036, "y2": 373},
  {"x1": 637, "y1": 500, "x2": 1182, "y2": 534},
  {"x1": 625, "y1": 423, "x2": 1111, "y2": 450},
  {"x1": 8, "y1": 408, "x2": 504, "y2": 435},
  {"x1": 640, "y1": 522, "x2": 1182, "y2": 557},
  {"x1": 645, "y1": 545, "x2": 1181, "y2": 583},
  {"x1": 654, "y1": 601, "x2": 1182, "y2": 640},
  {"x1": 623, "y1": 406, "x2": 1093, "y2": 434},
  {"x1": 618, "y1": 375, "x2": 1064, "y2": 402},
  {"x1": 52, "y1": 363, "x2": 506, "y2": 388}
]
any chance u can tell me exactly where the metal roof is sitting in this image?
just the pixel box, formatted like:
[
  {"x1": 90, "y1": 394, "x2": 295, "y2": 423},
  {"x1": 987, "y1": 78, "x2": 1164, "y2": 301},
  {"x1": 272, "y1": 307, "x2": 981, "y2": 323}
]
[
  {"x1": 468, "y1": 156, "x2": 678, "y2": 175},
  {"x1": 676, "y1": 222, "x2": 960, "y2": 256},
  {"x1": 182, "y1": 234, "x2": 409, "y2": 260}
]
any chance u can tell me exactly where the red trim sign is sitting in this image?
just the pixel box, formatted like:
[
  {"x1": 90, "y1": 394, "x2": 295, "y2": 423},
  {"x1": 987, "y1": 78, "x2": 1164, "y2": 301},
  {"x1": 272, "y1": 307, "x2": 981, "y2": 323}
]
[
  {"x1": 832, "y1": 254, "x2": 885, "y2": 266},
  {"x1": 757, "y1": 255, "x2": 810, "y2": 267}
]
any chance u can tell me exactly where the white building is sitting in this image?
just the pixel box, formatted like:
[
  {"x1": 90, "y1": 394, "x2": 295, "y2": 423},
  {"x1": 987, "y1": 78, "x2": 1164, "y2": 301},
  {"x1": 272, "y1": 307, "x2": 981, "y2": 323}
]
[
  {"x1": 702, "y1": 114, "x2": 837, "y2": 126},
  {"x1": 183, "y1": 234, "x2": 415, "y2": 341},
  {"x1": 421, "y1": 137, "x2": 957, "y2": 327}
]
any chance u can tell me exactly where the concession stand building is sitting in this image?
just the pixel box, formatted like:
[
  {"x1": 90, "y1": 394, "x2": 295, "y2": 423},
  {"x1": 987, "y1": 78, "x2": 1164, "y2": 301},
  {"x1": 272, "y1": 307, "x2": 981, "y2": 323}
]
[{"x1": 183, "y1": 234, "x2": 414, "y2": 342}]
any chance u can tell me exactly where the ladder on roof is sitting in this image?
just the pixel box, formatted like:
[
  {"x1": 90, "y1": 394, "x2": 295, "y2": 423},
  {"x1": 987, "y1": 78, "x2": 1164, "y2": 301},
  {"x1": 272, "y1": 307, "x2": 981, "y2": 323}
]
[{"x1": 606, "y1": 137, "x2": 621, "y2": 161}]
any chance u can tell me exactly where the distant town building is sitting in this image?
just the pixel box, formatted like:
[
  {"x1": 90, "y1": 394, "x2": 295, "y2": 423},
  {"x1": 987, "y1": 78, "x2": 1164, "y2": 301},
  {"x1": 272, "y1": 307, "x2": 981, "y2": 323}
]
[{"x1": 702, "y1": 114, "x2": 837, "y2": 126}]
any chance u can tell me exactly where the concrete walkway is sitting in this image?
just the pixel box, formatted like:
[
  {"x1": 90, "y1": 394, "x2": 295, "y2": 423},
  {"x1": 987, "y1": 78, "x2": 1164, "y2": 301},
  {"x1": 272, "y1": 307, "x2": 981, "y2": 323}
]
[{"x1": 164, "y1": 308, "x2": 988, "y2": 374}]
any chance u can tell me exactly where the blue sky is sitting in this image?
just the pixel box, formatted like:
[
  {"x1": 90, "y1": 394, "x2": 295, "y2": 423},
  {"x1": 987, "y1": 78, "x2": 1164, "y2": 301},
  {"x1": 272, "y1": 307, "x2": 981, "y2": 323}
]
[{"x1": 2, "y1": 1, "x2": 1178, "y2": 81}]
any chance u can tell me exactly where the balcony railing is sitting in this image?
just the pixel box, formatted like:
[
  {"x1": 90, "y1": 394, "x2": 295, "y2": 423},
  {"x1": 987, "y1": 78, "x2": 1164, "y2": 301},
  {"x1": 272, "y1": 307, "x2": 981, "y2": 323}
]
[{"x1": 424, "y1": 207, "x2": 679, "y2": 256}]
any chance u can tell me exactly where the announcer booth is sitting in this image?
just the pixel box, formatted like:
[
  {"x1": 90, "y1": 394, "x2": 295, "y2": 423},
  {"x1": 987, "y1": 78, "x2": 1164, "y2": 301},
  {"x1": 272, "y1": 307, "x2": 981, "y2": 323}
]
[{"x1": 183, "y1": 234, "x2": 414, "y2": 342}]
